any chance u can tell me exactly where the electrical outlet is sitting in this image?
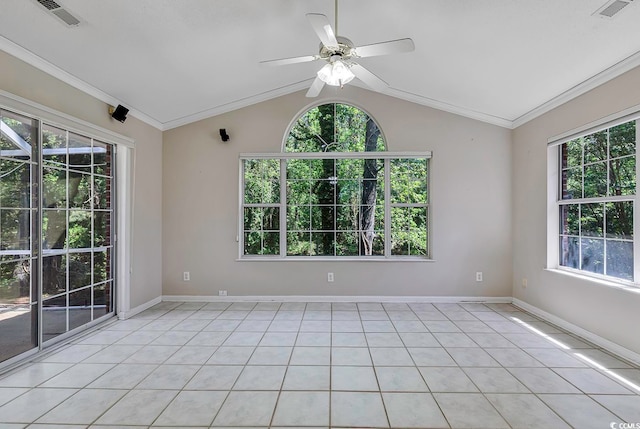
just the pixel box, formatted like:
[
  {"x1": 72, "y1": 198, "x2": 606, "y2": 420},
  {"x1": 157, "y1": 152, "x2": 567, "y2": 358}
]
[
  {"x1": 327, "y1": 272, "x2": 334, "y2": 282},
  {"x1": 183, "y1": 271, "x2": 190, "y2": 281},
  {"x1": 218, "y1": 290, "x2": 227, "y2": 296},
  {"x1": 476, "y1": 272, "x2": 483, "y2": 282},
  {"x1": 522, "y1": 278, "x2": 528, "y2": 288}
]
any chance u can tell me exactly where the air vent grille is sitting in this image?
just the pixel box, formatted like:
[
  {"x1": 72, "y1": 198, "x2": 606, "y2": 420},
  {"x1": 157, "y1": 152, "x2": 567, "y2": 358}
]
[
  {"x1": 33, "y1": 0, "x2": 80, "y2": 26},
  {"x1": 36, "y1": 0, "x2": 62, "y2": 11},
  {"x1": 52, "y1": 8, "x2": 80, "y2": 26},
  {"x1": 595, "y1": 0, "x2": 635, "y2": 17}
]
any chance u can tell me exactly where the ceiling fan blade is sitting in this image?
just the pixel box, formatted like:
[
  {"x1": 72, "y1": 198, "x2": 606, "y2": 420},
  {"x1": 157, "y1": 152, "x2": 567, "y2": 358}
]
[
  {"x1": 260, "y1": 55, "x2": 319, "y2": 67},
  {"x1": 350, "y1": 63, "x2": 388, "y2": 92},
  {"x1": 306, "y1": 75, "x2": 325, "y2": 97},
  {"x1": 306, "y1": 13, "x2": 339, "y2": 48},
  {"x1": 353, "y1": 38, "x2": 415, "y2": 58}
]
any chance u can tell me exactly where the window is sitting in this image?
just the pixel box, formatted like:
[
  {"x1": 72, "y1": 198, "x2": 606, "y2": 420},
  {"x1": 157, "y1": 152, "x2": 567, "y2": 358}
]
[
  {"x1": 240, "y1": 103, "x2": 430, "y2": 259},
  {"x1": 556, "y1": 118, "x2": 636, "y2": 282}
]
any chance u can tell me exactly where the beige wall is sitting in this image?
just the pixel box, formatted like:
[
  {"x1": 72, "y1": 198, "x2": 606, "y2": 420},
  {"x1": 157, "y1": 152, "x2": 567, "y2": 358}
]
[
  {"x1": 0, "y1": 50, "x2": 163, "y2": 309},
  {"x1": 512, "y1": 66, "x2": 640, "y2": 355},
  {"x1": 163, "y1": 86, "x2": 513, "y2": 297}
]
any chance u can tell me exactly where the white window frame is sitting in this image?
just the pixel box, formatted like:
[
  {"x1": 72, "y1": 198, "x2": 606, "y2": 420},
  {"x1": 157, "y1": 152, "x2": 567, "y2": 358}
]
[
  {"x1": 238, "y1": 151, "x2": 432, "y2": 261},
  {"x1": 547, "y1": 107, "x2": 640, "y2": 287}
]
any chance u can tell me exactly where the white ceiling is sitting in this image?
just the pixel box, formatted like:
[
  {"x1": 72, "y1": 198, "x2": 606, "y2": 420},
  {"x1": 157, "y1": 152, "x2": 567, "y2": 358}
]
[{"x1": 1, "y1": 0, "x2": 640, "y2": 130}]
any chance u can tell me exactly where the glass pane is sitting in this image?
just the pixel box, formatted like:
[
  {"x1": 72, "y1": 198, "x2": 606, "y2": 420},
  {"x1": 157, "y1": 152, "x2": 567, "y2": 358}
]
[
  {"x1": 310, "y1": 179, "x2": 335, "y2": 205},
  {"x1": 0, "y1": 159, "x2": 31, "y2": 208},
  {"x1": 67, "y1": 210, "x2": 92, "y2": 249},
  {"x1": 1, "y1": 110, "x2": 36, "y2": 158},
  {"x1": 243, "y1": 231, "x2": 261, "y2": 255},
  {"x1": 69, "y1": 252, "x2": 91, "y2": 290},
  {"x1": 583, "y1": 162, "x2": 607, "y2": 198},
  {"x1": 287, "y1": 159, "x2": 311, "y2": 179},
  {"x1": 244, "y1": 207, "x2": 263, "y2": 231},
  {"x1": 581, "y1": 203, "x2": 603, "y2": 237},
  {"x1": 606, "y1": 240, "x2": 633, "y2": 281},
  {"x1": 561, "y1": 139, "x2": 582, "y2": 169},
  {"x1": 561, "y1": 167, "x2": 582, "y2": 200},
  {"x1": 287, "y1": 179, "x2": 311, "y2": 204},
  {"x1": 391, "y1": 159, "x2": 427, "y2": 203},
  {"x1": 391, "y1": 230, "x2": 410, "y2": 256},
  {"x1": 244, "y1": 159, "x2": 280, "y2": 204},
  {"x1": 69, "y1": 288, "x2": 92, "y2": 330},
  {"x1": 581, "y1": 238, "x2": 604, "y2": 274},
  {"x1": 262, "y1": 232, "x2": 279, "y2": 255},
  {"x1": 0, "y1": 301, "x2": 36, "y2": 362},
  {"x1": 312, "y1": 232, "x2": 334, "y2": 256},
  {"x1": 94, "y1": 250, "x2": 111, "y2": 284},
  {"x1": 263, "y1": 208, "x2": 279, "y2": 231},
  {"x1": 336, "y1": 232, "x2": 358, "y2": 256},
  {"x1": 94, "y1": 175, "x2": 111, "y2": 209},
  {"x1": 0, "y1": 259, "x2": 32, "y2": 304},
  {"x1": 93, "y1": 141, "x2": 113, "y2": 176},
  {"x1": 311, "y1": 206, "x2": 334, "y2": 230},
  {"x1": 1, "y1": 209, "x2": 31, "y2": 250},
  {"x1": 336, "y1": 180, "x2": 360, "y2": 205},
  {"x1": 42, "y1": 255, "x2": 66, "y2": 298},
  {"x1": 42, "y1": 124, "x2": 67, "y2": 167},
  {"x1": 68, "y1": 132, "x2": 92, "y2": 173},
  {"x1": 42, "y1": 296, "x2": 67, "y2": 342},
  {"x1": 93, "y1": 282, "x2": 113, "y2": 315},
  {"x1": 287, "y1": 205, "x2": 310, "y2": 231},
  {"x1": 584, "y1": 131, "x2": 607, "y2": 163},
  {"x1": 609, "y1": 156, "x2": 635, "y2": 196},
  {"x1": 372, "y1": 232, "x2": 385, "y2": 256},
  {"x1": 336, "y1": 205, "x2": 358, "y2": 231},
  {"x1": 609, "y1": 121, "x2": 635, "y2": 159},
  {"x1": 43, "y1": 210, "x2": 66, "y2": 250},
  {"x1": 559, "y1": 204, "x2": 579, "y2": 236},
  {"x1": 93, "y1": 211, "x2": 111, "y2": 247},
  {"x1": 42, "y1": 167, "x2": 66, "y2": 209},
  {"x1": 287, "y1": 232, "x2": 311, "y2": 256},
  {"x1": 69, "y1": 172, "x2": 92, "y2": 209},
  {"x1": 559, "y1": 236, "x2": 579, "y2": 269},
  {"x1": 606, "y1": 201, "x2": 633, "y2": 239},
  {"x1": 336, "y1": 158, "x2": 364, "y2": 178}
]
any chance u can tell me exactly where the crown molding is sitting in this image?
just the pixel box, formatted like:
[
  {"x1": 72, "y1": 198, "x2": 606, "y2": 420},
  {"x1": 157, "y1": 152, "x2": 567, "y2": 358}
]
[
  {"x1": 161, "y1": 80, "x2": 313, "y2": 130},
  {"x1": 0, "y1": 35, "x2": 163, "y2": 130},
  {"x1": 512, "y1": 49, "x2": 640, "y2": 129}
]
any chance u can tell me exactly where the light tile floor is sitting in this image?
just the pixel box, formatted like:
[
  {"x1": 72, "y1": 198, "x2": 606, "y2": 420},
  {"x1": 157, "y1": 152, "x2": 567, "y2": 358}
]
[{"x1": 0, "y1": 301, "x2": 639, "y2": 428}]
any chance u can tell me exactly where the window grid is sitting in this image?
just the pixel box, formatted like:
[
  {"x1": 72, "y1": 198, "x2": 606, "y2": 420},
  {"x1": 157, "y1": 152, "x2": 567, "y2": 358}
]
[
  {"x1": 557, "y1": 119, "x2": 636, "y2": 282},
  {"x1": 240, "y1": 153, "x2": 430, "y2": 259}
]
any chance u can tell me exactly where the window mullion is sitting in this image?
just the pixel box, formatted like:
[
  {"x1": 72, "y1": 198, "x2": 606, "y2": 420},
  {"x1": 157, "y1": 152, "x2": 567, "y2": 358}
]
[
  {"x1": 280, "y1": 158, "x2": 287, "y2": 257},
  {"x1": 634, "y1": 120, "x2": 640, "y2": 283},
  {"x1": 384, "y1": 158, "x2": 391, "y2": 258}
]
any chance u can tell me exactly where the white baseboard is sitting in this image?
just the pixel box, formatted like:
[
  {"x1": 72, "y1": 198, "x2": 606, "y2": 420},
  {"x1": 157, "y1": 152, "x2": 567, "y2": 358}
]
[
  {"x1": 162, "y1": 295, "x2": 512, "y2": 304},
  {"x1": 118, "y1": 296, "x2": 162, "y2": 320},
  {"x1": 512, "y1": 298, "x2": 640, "y2": 367}
]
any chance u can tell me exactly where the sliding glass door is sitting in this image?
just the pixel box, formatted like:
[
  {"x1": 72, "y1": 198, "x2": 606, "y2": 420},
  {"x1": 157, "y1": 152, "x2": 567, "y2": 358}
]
[
  {"x1": 0, "y1": 110, "x2": 38, "y2": 363},
  {"x1": 0, "y1": 108, "x2": 116, "y2": 364}
]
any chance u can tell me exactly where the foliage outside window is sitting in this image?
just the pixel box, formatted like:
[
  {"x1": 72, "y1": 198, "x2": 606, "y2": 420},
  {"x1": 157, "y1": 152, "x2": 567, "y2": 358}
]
[
  {"x1": 241, "y1": 103, "x2": 430, "y2": 259},
  {"x1": 558, "y1": 119, "x2": 636, "y2": 281}
]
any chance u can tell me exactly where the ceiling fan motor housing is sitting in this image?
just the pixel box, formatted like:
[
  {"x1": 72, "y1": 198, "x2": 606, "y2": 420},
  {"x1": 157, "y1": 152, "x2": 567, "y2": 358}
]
[{"x1": 319, "y1": 36, "x2": 355, "y2": 60}]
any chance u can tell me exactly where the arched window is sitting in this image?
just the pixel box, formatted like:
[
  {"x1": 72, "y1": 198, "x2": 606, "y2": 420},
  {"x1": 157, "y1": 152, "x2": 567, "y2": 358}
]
[
  {"x1": 240, "y1": 102, "x2": 431, "y2": 259},
  {"x1": 285, "y1": 103, "x2": 385, "y2": 153}
]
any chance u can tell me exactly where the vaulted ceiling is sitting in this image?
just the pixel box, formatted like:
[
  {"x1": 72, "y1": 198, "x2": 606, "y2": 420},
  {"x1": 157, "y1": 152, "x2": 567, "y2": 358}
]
[{"x1": 1, "y1": 0, "x2": 640, "y2": 130}]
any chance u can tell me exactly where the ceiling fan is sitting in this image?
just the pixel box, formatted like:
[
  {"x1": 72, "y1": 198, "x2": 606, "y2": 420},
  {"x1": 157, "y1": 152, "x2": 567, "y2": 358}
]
[{"x1": 261, "y1": 0, "x2": 415, "y2": 97}]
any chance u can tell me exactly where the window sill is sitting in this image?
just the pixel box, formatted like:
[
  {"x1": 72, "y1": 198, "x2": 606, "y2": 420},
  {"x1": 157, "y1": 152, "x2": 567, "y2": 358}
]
[
  {"x1": 237, "y1": 257, "x2": 436, "y2": 262},
  {"x1": 545, "y1": 268, "x2": 640, "y2": 294}
]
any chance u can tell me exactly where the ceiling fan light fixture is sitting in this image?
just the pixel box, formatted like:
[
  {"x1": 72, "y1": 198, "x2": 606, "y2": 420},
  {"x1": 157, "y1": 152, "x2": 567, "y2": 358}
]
[{"x1": 317, "y1": 60, "x2": 355, "y2": 87}]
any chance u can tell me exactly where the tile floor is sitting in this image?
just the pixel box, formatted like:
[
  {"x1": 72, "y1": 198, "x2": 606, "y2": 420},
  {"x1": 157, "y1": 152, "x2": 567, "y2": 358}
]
[{"x1": 0, "y1": 301, "x2": 639, "y2": 428}]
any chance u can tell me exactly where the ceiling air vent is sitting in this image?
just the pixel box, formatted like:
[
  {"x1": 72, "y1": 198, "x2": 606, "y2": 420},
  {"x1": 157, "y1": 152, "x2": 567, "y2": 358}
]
[
  {"x1": 34, "y1": 0, "x2": 80, "y2": 26},
  {"x1": 594, "y1": 0, "x2": 635, "y2": 18}
]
